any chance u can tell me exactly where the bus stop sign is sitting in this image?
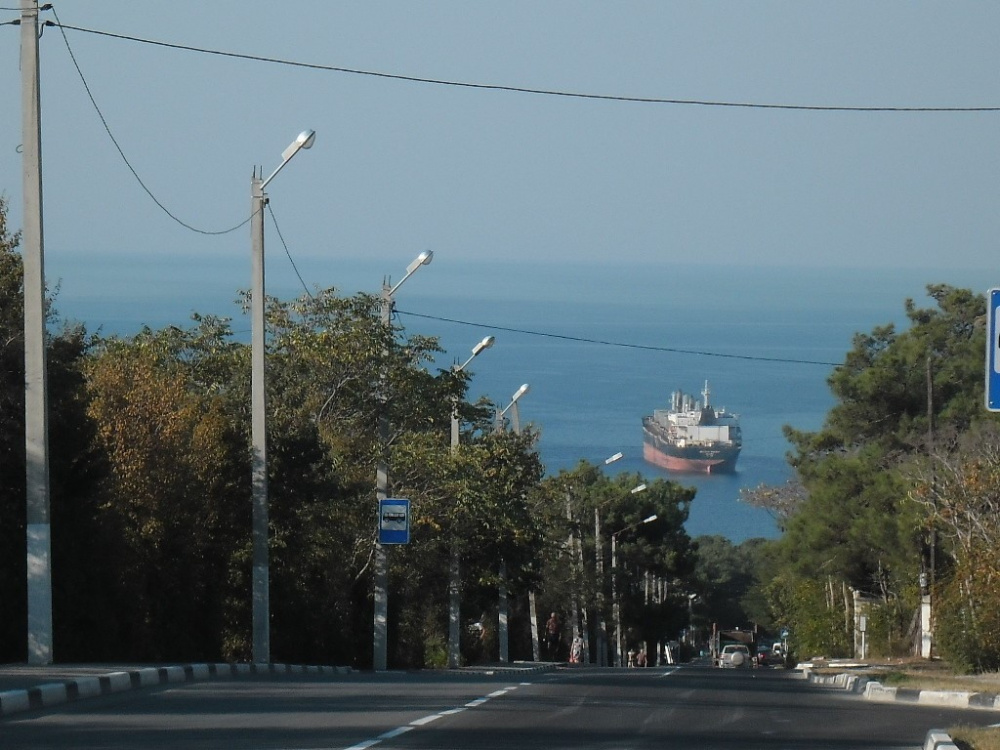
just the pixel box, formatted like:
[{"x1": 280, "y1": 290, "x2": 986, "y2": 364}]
[
  {"x1": 987, "y1": 288, "x2": 1000, "y2": 411},
  {"x1": 379, "y1": 498, "x2": 410, "y2": 545}
]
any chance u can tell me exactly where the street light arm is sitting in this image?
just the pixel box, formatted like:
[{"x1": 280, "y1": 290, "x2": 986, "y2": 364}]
[
  {"x1": 388, "y1": 250, "x2": 434, "y2": 297},
  {"x1": 499, "y1": 383, "x2": 530, "y2": 417},
  {"x1": 456, "y1": 335, "x2": 495, "y2": 372},
  {"x1": 612, "y1": 513, "x2": 658, "y2": 540},
  {"x1": 261, "y1": 129, "x2": 316, "y2": 190}
]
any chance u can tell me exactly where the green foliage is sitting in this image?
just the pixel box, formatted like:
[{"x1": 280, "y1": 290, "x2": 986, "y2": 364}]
[
  {"x1": 761, "y1": 285, "x2": 994, "y2": 661},
  {"x1": 766, "y1": 574, "x2": 851, "y2": 659},
  {"x1": 691, "y1": 536, "x2": 772, "y2": 634}
]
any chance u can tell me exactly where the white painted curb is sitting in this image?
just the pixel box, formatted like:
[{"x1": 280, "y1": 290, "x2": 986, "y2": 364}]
[{"x1": 0, "y1": 663, "x2": 354, "y2": 718}]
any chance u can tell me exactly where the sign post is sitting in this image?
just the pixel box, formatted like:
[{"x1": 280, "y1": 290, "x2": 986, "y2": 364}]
[{"x1": 986, "y1": 288, "x2": 1000, "y2": 411}]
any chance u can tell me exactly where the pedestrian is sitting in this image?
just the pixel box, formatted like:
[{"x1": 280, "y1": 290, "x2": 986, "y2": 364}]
[
  {"x1": 570, "y1": 635, "x2": 584, "y2": 664},
  {"x1": 545, "y1": 612, "x2": 561, "y2": 659}
]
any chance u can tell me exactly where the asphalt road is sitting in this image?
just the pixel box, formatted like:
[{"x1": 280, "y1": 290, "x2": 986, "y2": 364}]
[{"x1": 1, "y1": 664, "x2": 995, "y2": 749}]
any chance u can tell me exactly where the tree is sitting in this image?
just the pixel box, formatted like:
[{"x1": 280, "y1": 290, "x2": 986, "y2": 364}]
[
  {"x1": 0, "y1": 195, "x2": 107, "y2": 662},
  {"x1": 911, "y1": 422, "x2": 1000, "y2": 671},
  {"x1": 762, "y1": 285, "x2": 995, "y2": 662},
  {"x1": 84, "y1": 324, "x2": 247, "y2": 660}
]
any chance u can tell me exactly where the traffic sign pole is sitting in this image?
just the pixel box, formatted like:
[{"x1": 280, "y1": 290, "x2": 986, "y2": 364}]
[{"x1": 986, "y1": 288, "x2": 1000, "y2": 411}]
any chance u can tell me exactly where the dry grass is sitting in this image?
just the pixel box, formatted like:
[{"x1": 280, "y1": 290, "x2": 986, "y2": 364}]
[{"x1": 949, "y1": 726, "x2": 1000, "y2": 750}]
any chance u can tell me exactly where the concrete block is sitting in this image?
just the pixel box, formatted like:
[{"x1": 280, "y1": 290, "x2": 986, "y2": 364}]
[
  {"x1": 75, "y1": 677, "x2": 102, "y2": 699},
  {"x1": 924, "y1": 729, "x2": 959, "y2": 750},
  {"x1": 161, "y1": 666, "x2": 186, "y2": 684},
  {"x1": 36, "y1": 682, "x2": 67, "y2": 706},
  {"x1": 134, "y1": 668, "x2": 160, "y2": 687},
  {"x1": 918, "y1": 690, "x2": 970, "y2": 708},
  {"x1": 102, "y1": 671, "x2": 132, "y2": 693},
  {"x1": 863, "y1": 681, "x2": 898, "y2": 701},
  {"x1": 0, "y1": 689, "x2": 30, "y2": 715}
]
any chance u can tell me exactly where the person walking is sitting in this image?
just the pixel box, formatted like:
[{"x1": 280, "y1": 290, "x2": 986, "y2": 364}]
[{"x1": 545, "y1": 612, "x2": 561, "y2": 659}]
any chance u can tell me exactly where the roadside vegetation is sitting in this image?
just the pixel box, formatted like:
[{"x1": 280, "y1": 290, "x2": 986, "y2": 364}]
[
  {"x1": 4, "y1": 191, "x2": 1000, "y2": 675},
  {"x1": 0, "y1": 197, "x2": 697, "y2": 667}
]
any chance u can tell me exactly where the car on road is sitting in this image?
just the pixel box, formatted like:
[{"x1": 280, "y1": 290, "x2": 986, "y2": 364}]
[{"x1": 718, "y1": 644, "x2": 751, "y2": 668}]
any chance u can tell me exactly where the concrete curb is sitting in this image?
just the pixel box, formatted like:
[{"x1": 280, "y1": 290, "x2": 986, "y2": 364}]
[
  {"x1": 0, "y1": 663, "x2": 352, "y2": 718},
  {"x1": 804, "y1": 669, "x2": 1000, "y2": 710},
  {"x1": 452, "y1": 661, "x2": 563, "y2": 676}
]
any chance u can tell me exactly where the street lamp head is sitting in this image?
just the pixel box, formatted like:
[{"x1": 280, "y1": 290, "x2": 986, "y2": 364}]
[
  {"x1": 407, "y1": 250, "x2": 434, "y2": 275},
  {"x1": 298, "y1": 129, "x2": 316, "y2": 148},
  {"x1": 281, "y1": 129, "x2": 316, "y2": 161},
  {"x1": 473, "y1": 335, "x2": 496, "y2": 356},
  {"x1": 262, "y1": 128, "x2": 317, "y2": 189},
  {"x1": 630, "y1": 483, "x2": 647, "y2": 495},
  {"x1": 605, "y1": 452, "x2": 624, "y2": 465},
  {"x1": 457, "y1": 335, "x2": 496, "y2": 372},
  {"x1": 641, "y1": 514, "x2": 658, "y2": 525}
]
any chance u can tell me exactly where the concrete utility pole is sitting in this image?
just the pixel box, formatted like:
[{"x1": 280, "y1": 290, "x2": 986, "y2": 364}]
[
  {"x1": 21, "y1": 0, "x2": 53, "y2": 666},
  {"x1": 448, "y1": 337, "x2": 495, "y2": 669},
  {"x1": 494, "y1": 385, "x2": 529, "y2": 663},
  {"x1": 372, "y1": 252, "x2": 433, "y2": 671},
  {"x1": 373, "y1": 286, "x2": 391, "y2": 672},
  {"x1": 249, "y1": 129, "x2": 315, "y2": 665},
  {"x1": 250, "y1": 171, "x2": 269, "y2": 664}
]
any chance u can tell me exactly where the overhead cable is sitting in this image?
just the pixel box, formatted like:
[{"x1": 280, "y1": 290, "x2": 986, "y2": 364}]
[
  {"x1": 48, "y1": 7, "x2": 252, "y2": 235},
  {"x1": 53, "y1": 22, "x2": 1000, "y2": 113},
  {"x1": 397, "y1": 309, "x2": 843, "y2": 367}
]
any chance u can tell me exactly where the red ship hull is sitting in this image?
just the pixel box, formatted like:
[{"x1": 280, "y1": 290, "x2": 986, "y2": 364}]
[{"x1": 643, "y1": 441, "x2": 737, "y2": 473}]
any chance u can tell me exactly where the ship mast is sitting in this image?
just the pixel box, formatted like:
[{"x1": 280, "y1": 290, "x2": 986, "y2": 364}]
[{"x1": 702, "y1": 380, "x2": 711, "y2": 408}]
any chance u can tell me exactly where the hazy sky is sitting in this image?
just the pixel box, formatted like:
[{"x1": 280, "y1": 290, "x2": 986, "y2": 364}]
[{"x1": 2, "y1": 2, "x2": 998, "y2": 317}]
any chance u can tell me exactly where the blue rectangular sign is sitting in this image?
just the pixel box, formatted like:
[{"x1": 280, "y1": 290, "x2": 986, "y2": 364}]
[
  {"x1": 987, "y1": 288, "x2": 1000, "y2": 412},
  {"x1": 379, "y1": 498, "x2": 410, "y2": 545}
]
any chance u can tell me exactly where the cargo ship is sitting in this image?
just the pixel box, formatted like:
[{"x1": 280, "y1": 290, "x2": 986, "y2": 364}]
[{"x1": 642, "y1": 381, "x2": 741, "y2": 473}]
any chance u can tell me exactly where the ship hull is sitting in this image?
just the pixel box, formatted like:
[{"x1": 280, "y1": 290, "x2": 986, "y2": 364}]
[{"x1": 642, "y1": 426, "x2": 740, "y2": 474}]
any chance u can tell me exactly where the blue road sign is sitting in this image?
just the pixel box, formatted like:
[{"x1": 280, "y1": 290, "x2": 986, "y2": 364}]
[
  {"x1": 987, "y1": 289, "x2": 1000, "y2": 412},
  {"x1": 379, "y1": 498, "x2": 410, "y2": 545}
]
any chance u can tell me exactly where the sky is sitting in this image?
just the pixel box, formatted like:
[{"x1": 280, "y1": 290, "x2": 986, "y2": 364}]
[{"x1": 1, "y1": 2, "x2": 999, "y2": 327}]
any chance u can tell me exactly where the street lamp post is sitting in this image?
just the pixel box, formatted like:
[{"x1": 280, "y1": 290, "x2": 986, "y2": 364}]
[
  {"x1": 566, "y1": 452, "x2": 622, "y2": 666},
  {"x1": 250, "y1": 129, "x2": 315, "y2": 664},
  {"x1": 595, "y1": 482, "x2": 645, "y2": 666},
  {"x1": 687, "y1": 593, "x2": 698, "y2": 647},
  {"x1": 494, "y1": 383, "x2": 530, "y2": 663},
  {"x1": 448, "y1": 335, "x2": 495, "y2": 669},
  {"x1": 373, "y1": 250, "x2": 433, "y2": 671},
  {"x1": 611, "y1": 513, "x2": 657, "y2": 668}
]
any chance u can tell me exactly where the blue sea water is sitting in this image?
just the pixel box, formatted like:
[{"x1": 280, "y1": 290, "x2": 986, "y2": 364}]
[{"x1": 49, "y1": 254, "x2": 992, "y2": 543}]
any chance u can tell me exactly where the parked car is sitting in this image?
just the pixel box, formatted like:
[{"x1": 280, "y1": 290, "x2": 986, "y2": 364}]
[{"x1": 718, "y1": 644, "x2": 751, "y2": 668}]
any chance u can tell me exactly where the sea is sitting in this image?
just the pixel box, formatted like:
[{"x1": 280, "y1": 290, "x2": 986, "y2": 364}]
[{"x1": 47, "y1": 254, "x2": 993, "y2": 543}]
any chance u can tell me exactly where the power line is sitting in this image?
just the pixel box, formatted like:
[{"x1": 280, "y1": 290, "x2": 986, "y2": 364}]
[
  {"x1": 396, "y1": 309, "x2": 843, "y2": 367},
  {"x1": 47, "y1": 8, "x2": 252, "y2": 236},
  {"x1": 266, "y1": 203, "x2": 313, "y2": 299},
  {"x1": 53, "y1": 22, "x2": 1000, "y2": 113}
]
